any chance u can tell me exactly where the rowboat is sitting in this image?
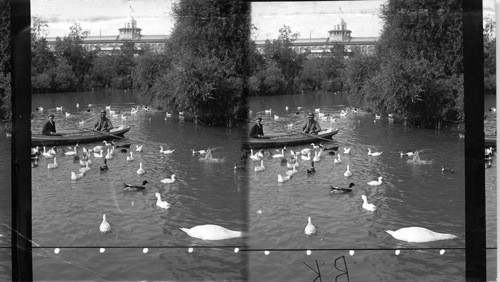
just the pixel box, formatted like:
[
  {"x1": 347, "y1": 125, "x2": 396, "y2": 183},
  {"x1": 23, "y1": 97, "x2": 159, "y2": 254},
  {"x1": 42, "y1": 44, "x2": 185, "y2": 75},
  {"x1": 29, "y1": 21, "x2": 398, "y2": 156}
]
[
  {"x1": 242, "y1": 129, "x2": 339, "y2": 149},
  {"x1": 485, "y1": 135, "x2": 496, "y2": 148},
  {"x1": 32, "y1": 127, "x2": 130, "y2": 146}
]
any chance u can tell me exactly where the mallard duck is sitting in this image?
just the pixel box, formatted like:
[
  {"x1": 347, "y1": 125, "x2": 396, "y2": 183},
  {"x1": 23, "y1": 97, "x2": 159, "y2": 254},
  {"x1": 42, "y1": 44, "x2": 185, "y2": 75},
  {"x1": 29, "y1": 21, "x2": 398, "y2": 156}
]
[
  {"x1": 330, "y1": 182, "x2": 355, "y2": 193},
  {"x1": 99, "y1": 159, "x2": 108, "y2": 172},
  {"x1": 123, "y1": 180, "x2": 149, "y2": 191}
]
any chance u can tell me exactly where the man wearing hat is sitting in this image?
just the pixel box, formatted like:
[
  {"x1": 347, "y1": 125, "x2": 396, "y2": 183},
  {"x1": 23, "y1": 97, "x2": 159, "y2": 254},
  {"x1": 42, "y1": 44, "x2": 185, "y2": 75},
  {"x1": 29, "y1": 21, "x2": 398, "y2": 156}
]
[
  {"x1": 302, "y1": 113, "x2": 322, "y2": 134},
  {"x1": 94, "y1": 110, "x2": 113, "y2": 132},
  {"x1": 42, "y1": 114, "x2": 59, "y2": 135},
  {"x1": 249, "y1": 117, "x2": 265, "y2": 138}
]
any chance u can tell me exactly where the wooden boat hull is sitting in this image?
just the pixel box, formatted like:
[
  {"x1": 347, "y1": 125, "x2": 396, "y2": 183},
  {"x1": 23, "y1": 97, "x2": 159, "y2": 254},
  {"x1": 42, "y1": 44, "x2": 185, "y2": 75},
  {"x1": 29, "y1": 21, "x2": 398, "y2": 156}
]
[
  {"x1": 32, "y1": 127, "x2": 130, "y2": 146},
  {"x1": 243, "y1": 129, "x2": 339, "y2": 149},
  {"x1": 485, "y1": 135, "x2": 496, "y2": 148}
]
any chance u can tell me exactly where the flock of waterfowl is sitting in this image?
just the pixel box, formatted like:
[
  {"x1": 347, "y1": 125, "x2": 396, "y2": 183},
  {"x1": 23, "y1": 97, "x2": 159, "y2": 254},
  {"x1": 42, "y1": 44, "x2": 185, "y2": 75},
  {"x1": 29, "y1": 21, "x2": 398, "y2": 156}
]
[
  {"x1": 245, "y1": 106, "x2": 491, "y2": 243},
  {"x1": 31, "y1": 105, "x2": 244, "y2": 240}
]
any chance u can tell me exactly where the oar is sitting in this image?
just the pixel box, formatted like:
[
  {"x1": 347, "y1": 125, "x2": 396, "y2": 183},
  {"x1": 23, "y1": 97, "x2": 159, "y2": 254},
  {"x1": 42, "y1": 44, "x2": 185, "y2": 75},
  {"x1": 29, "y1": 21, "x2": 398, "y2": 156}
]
[
  {"x1": 292, "y1": 130, "x2": 336, "y2": 143},
  {"x1": 83, "y1": 127, "x2": 127, "y2": 140}
]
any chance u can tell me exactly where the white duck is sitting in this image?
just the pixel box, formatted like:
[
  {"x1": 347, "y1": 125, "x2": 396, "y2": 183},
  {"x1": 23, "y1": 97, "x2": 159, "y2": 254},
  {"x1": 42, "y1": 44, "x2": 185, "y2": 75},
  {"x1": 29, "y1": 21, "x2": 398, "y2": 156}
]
[
  {"x1": 160, "y1": 146, "x2": 175, "y2": 154},
  {"x1": 105, "y1": 106, "x2": 111, "y2": 110},
  {"x1": 250, "y1": 149, "x2": 261, "y2": 162},
  {"x1": 264, "y1": 109, "x2": 272, "y2": 114},
  {"x1": 99, "y1": 214, "x2": 111, "y2": 233},
  {"x1": 385, "y1": 227, "x2": 457, "y2": 243},
  {"x1": 56, "y1": 106, "x2": 63, "y2": 111},
  {"x1": 76, "y1": 103, "x2": 79, "y2": 108},
  {"x1": 93, "y1": 149, "x2": 104, "y2": 158},
  {"x1": 160, "y1": 174, "x2": 176, "y2": 184},
  {"x1": 135, "y1": 145, "x2": 143, "y2": 152},
  {"x1": 93, "y1": 145, "x2": 103, "y2": 152},
  {"x1": 334, "y1": 154, "x2": 342, "y2": 164},
  {"x1": 180, "y1": 224, "x2": 243, "y2": 240},
  {"x1": 314, "y1": 108, "x2": 320, "y2": 113},
  {"x1": 286, "y1": 164, "x2": 297, "y2": 176},
  {"x1": 71, "y1": 171, "x2": 85, "y2": 180},
  {"x1": 272, "y1": 149, "x2": 285, "y2": 159},
  {"x1": 64, "y1": 146, "x2": 78, "y2": 156},
  {"x1": 312, "y1": 151, "x2": 320, "y2": 162},
  {"x1": 256, "y1": 149, "x2": 264, "y2": 158},
  {"x1": 131, "y1": 108, "x2": 138, "y2": 115},
  {"x1": 42, "y1": 146, "x2": 53, "y2": 158},
  {"x1": 137, "y1": 162, "x2": 145, "y2": 175},
  {"x1": 361, "y1": 195, "x2": 377, "y2": 211},
  {"x1": 304, "y1": 217, "x2": 316, "y2": 235},
  {"x1": 65, "y1": 112, "x2": 70, "y2": 118},
  {"x1": 105, "y1": 148, "x2": 113, "y2": 160},
  {"x1": 400, "y1": 151, "x2": 414, "y2": 157},
  {"x1": 367, "y1": 176, "x2": 383, "y2": 186},
  {"x1": 375, "y1": 114, "x2": 381, "y2": 119},
  {"x1": 344, "y1": 147, "x2": 351, "y2": 154},
  {"x1": 301, "y1": 148, "x2": 312, "y2": 155},
  {"x1": 126, "y1": 151, "x2": 134, "y2": 161},
  {"x1": 103, "y1": 141, "x2": 112, "y2": 146},
  {"x1": 254, "y1": 160, "x2": 265, "y2": 172},
  {"x1": 155, "y1": 192, "x2": 171, "y2": 209},
  {"x1": 274, "y1": 115, "x2": 279, "y2": 120},
  {"x1": 278, "y1": 174, "x2": 291, "y2": 183},
  {"x1": 311, "y1": 143, "x2": 320, "y2": 149},
  {"x1": 47, "y1": 157, "x2": 58, "y2": 169},
  {"x1": 79, "y1": 161, "x2": 90, "y2": 173},
  {"x1": 301, "y1": 152, "x2": 311, "y2": 161},
  {"x1": 344, "y1": 164, "x2": 352, "y2": 177},
  {"x1": 368, "y1": 148, "x2": 383, "y2": 156}
]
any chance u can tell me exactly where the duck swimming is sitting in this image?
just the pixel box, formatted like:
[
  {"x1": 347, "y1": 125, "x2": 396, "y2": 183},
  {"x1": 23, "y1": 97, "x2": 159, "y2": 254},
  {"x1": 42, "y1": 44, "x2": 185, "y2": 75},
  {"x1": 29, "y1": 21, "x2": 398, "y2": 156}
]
[
  {"x1": 137, "y1": 162, "x2": 145, "y2": 175},
  {"x1": 330, "y1": 182, "x2": 355, "y2": 193},
  {"x1": 123, "y1": 180, "x2": 149, "y2": 191},
  {"x1": 99, "y1": 159, "x2": 108, "y2": 172},
  {"x1": 99, "y1": 214, "x2": 111, "y2": 233},
  {"x1": 361, "y1": 195, "x2": 377, "y2": 211},
  {"x1": 135, "y1": 144, "x2": 143, "y2": 152},
  {"x1": 306, "y1": 161, "x2": 316, "y2": 175},
  {"x1": 160, "y1": 174, "x2": 176, "y2": 184},
  {"x1": 47, "y1": 157, "x2": 58, "y2": 170},
  {"x1": 367, "y1": 176, "x2": 383, "y2": 186},
  {"x1": 304, "y1": 217, "x2": 316, "y2": 235},
  {"x1": 344, "y1": 164, "x2": 352, "y2": 177},
  {"x1": 126, "y1": 151, "x2": 134, "y2": 161},
  {"x1": 367, "y1": 148, "x2": 382, "y2": 156},
  {"x1": 278, "y1": 174, "x2": 291, "y2": 183},
  {"x1": 155, "y1": 192, "x2": 171, "y2": 209},
  {"x1": 254, "y1": 160, "x2": 265, "y2": 172},
  {"x1": 441, "y1": 165, "x2": 454, "y2": 173}
]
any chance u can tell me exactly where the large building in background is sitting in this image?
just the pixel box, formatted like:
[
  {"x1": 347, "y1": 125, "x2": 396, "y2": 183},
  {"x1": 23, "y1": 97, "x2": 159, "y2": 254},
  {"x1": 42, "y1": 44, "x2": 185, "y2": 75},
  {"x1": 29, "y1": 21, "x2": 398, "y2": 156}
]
[
  {"x1": 46, "y1": 13, "x2": 168, "y2": 55},
  {"x1": 254, "y1": 18, "x2": 378, "y2": 56}
]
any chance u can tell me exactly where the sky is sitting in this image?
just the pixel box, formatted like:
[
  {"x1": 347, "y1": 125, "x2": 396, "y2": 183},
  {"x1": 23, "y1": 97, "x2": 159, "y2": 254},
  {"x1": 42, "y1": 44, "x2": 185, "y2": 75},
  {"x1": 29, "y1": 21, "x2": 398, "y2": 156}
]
[{"x1": 31, "y1": 0, "x2": 496, "y2": 40}]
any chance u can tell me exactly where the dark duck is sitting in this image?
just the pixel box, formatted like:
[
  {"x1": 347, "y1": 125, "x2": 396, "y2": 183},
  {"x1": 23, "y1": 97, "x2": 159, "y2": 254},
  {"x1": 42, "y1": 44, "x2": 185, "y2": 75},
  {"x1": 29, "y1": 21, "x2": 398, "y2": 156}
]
[
  {"x1": 100, "y1": 159, "x2": 109, "y2": 172},
  {"x1": 330, "y1": 183, "x2": 356, "y2": 194},
  {"x1": 123, "y1": 180, "x2": 149, "y2": 191},
  {"x1": 306, "y1": 161, "x2": 316, "y2": 175}
]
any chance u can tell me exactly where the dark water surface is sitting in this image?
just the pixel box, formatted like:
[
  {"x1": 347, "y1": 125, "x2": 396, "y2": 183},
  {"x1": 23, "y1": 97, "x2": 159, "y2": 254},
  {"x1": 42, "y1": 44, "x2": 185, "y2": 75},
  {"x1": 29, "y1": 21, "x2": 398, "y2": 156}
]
[{"x1": 246, "y1": 92, "x2": 495, "y2": 281}]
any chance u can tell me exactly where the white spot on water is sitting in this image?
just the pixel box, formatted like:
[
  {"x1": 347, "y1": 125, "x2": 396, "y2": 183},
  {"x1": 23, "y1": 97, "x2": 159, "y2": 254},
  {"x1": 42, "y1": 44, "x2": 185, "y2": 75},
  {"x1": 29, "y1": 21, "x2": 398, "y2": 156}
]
[
  {"x1": 306, "y1": 250, "x2": 311, "y2": 255},
  {"x1": 349, "y1": 250, "x2": 354, "y2": 256},
  {"x1": 143, "y1": 248, "x2": 148, "y2": 253},
  {"x1": 440, "y1": 249, "x2": 445, "y2": 255},
  {"x1": 100, "y1": 248, "x2": 105, "y2": 253},
  {"x1": 264, "y1": 250, "x2": 270, "y2": 255},
  {"x1": 54, "y1": 248, "x2": 60, "y2": 254},
  {"x1": 188, "y1": 247, "x2": 193, "y2": 253},
  {"x1": 395, "y1": 250, "x2": 400, "y2": 255},
  {"x1": 234, "y1": 248, "x2": 239, "y2": 253}
]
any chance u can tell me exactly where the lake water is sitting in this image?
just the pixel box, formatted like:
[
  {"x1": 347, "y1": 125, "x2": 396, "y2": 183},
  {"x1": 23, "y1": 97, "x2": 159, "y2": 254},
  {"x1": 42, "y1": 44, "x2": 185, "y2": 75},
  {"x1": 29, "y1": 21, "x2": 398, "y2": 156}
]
[
  {"x1": 246, "y1": 92, "x2": 496, "y2": 281},
  {"x1": 29, "y1": 90, "x2": 248, "y2": 280},
  {"x1": 0, "y1": 90, "x2": 495, "y2": 280}
]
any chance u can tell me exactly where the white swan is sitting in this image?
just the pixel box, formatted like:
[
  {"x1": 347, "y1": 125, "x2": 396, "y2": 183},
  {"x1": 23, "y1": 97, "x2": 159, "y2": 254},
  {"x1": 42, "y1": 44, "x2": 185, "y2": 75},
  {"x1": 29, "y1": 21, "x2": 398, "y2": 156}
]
[
  {"x1": 286, "y1": 164, "x2": 297, "y2": 176},
  {"x1": 375, "y1": 114, "x2": 381, "y2": 119},
  {"x1": 361, "y1": 195, "x2": 377, "y2": 211},
  {"x1": 42, "y1": 146, "x2": 53, "y2": 158},
  {"x1": 160, "y1": 146, "x2": 175, "y2": 154},
  {"x1": 135, "y1": 145, "x2": 143, "y2": 152},
  {"x1": 155, "y1": 192, "x2": 171, "y2": 209},
  {"x1": 368, "y1": 148, "x2": 383, "y2": 156},
  {"x1": 47, "y1": 157, "x2": 58, "y2": 169},
  {"x1": 126, "y1": 151, "x2": 134, "y2": 161},
  {"x1": 264, "y1": 109, "x2": 272, "y2": 114},
  {"x1": 274, "y1": 115, "x2": 279, "y2": 120},
  {"x1": 137, "y1": 162, "x2": 145, "y2": 175},
  {"x1": 254, "y1": 160, "x2": 265, "y2": 172},
  {"x1": 400, "y1": 151, "x2": 414, "y2": 157},
  {"x1": 105, "y1": 148, "x2": 113, "y2": 160},
  {"x1": 103, "y1": 141, "x2": 112, "y2": 146},
  {"x1": 79, "y1": 161, "x2": 90, "y2": 173},
  {"x1": 250, "y1": 149, "x2": 261, "y2": 162},
  {"x1": 93, "y1": 145, "x2": 103, "y2": 152},
  {"x1": 385, "y1": 227, "x2": 457, "y2": 243},
  {"x1": 344, "y1": 147, "x2": 351, "y2": 154},
  {"x1": 304, "y1": 217, "x2": 316, "y2": 235},
  {"x1": 180, "y1": 224, "x2": 243, "y2": 240},
  {"x1": 344, "y1": 164, "x2": 352, "y2": 177},
  {"x1": 65, "y1": 112, "x2": 70, "y2": 118},
  {"x1": 301, "y1": 148, "x2": 312, "y2": 155},
  {"x1": 367, "y1": 176, "x2": 383, "y2": 186},
  {"x1": 256, "y1": 149, "x2": 264, "y2": 158},
  {"x1": 56, "y1": 106, "x2": 63, "y2": 111},
  {"x1": 160, "y1": 174, "x2": 176, "y2": 184},
  {"x1": 99, "y1": 214, "x2": 111, "y2": 233}
]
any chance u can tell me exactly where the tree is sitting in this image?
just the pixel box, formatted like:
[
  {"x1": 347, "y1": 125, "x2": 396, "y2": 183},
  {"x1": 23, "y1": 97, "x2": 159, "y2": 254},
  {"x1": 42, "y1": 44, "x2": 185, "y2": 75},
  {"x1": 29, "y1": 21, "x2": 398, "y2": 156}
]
[{"x1": 140, "y1": 0, "x2": 251, "y2": 126}]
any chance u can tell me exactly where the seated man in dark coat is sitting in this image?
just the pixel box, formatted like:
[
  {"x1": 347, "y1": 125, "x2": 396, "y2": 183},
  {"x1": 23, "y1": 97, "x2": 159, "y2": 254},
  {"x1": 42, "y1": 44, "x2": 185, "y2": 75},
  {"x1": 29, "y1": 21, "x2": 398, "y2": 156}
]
[
  {"x1": 249, "y1": 117, "x2": 265, "y2": 138},
  {"x1": 42, "y1": 114, "x2": 58, "y2": 135},
  {"x1": 94, "y1": 110, "x2": 113, "y2": 132},
  {"x1": 302, "y1": 113, "x2": 322, "y2": 134}
]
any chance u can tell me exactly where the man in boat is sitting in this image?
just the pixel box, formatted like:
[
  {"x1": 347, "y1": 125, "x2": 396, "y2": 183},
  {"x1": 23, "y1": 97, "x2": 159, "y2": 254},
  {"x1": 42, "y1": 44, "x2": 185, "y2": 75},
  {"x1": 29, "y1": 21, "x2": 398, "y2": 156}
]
[
  {"x1": 249, "y1": 117, "x2": 265, "y2": 138},
  {"x1": 302, "y1": 113, "x2": 322, "y2": 135},
  {"x1": 42, "y1": 114, "x2": 61, "y2": 136},
  {"x1": 94, "y1": 110, "x2": 113, "y2": 132}
]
